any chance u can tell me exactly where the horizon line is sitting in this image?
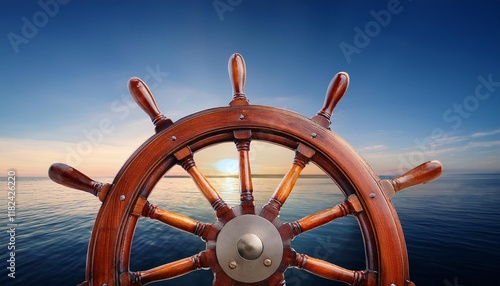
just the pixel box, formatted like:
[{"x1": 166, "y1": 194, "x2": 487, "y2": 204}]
[{"x1": 3, "y1": 172, "x2": 500, "y2": 179}]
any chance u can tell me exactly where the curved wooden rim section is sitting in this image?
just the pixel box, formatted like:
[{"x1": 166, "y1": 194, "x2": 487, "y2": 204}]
[{"x1": 85, "y1": 104, "x2": 408, "y2": 285}]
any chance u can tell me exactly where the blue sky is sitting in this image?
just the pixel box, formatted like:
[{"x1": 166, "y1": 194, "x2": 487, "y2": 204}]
[{"x1": 1, "y1": 0, "x2": 499, "y2": 177}]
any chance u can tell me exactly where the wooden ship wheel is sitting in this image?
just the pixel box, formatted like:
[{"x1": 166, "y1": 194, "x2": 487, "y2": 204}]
[{"x1": 48, "y1": 53, "x2": 442, "y2": 286}]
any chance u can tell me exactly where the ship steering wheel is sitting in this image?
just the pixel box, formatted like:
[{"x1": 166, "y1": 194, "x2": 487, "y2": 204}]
[{"x1": 49, "y1": 53, "x2": 442, "y2": 286}]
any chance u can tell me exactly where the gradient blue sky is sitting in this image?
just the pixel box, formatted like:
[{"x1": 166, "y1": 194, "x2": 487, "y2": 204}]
[{"x1": 1, "y1": 0, "x2": 499, "y2": 177}]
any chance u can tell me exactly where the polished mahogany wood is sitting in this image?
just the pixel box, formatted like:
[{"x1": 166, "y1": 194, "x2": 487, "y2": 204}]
[
  {"x1": 48, "y1": 163, "x2": 110, "y2": 201},
  {"x1": 174, "y1": 147, "x2": 234, "y2": 221},
  {"x1": 288, "y1": 201, "x2": 350, "y2": 238},
  {"x1": 128, "y1": 77, "x2": 173, "y2": 132},
  {"x1": 294, "y1": 253, "x2": 365, "y2": 285},
  {"x1": 228, "y1": 53, "x2": 248, "y2": 105},
  {"x1": 280, "y1": 195, "x2": 362, "y2": 241},
  {"x1": 392, "y1": 160, "x2": 442, "y2": 192},
  {"x1": 262, "y1": 144, "x2": 315, "y2": 218},
  {"x1": 133, "y1": 252, "x2": 207, "y2": 285},
  {"x1": 234, "y1": 130, "x2": 255, "y2": 213},
  {"x1": 312, "y1": 72, "x2": 349, "y2": 128},
  {"x1": 134, "y1": 197, "x2": 207, "y2": 237},
  {"x1": 381, "y1": 160, "x2": 443, "y2": 198}
]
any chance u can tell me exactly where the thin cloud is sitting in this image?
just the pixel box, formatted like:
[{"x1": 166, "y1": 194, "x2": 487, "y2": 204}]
[
  {"x1": 359, "y1": 144, "x2": 387, "y2": 151},
  {"x1": 0, "y1": 135, "x2": 145, "y2": 177},
  {"x1": 468, "y1": 140, "x2": 500, "y2": 148},
  {"x1": 471, "y1": 129, "x2": 500, "y2": 138},
  {"x1": 431, "y1": 135, "x2": 467, "y2": 147}
]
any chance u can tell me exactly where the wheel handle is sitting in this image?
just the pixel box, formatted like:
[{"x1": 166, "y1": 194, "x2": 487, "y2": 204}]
[
  {"x1": 312, "y1": 72, "x2": 349, "y2": 128},
  {"x1": 229, "y1": 53, "x2": 248, "y2": 105},
  {"x1": 381, "y1": 160, "x2": 443, "y2": 198},
  {"x1": 128, "y1": 77, "x2": 173, "y2": 132},
  {"x1": 48, "y1": 163, "x2": 110, "y2": 201}
]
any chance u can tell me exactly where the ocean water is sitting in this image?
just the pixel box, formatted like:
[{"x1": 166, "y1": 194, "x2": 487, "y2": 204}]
[{"x1": 0, "y1": 174, "x2": 499, "y2": 285}]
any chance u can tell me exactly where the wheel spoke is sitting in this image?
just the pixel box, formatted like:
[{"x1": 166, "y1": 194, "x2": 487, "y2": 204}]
[
  {"x1": 132, "y1": 252, "x2": 208, "y2": 285},
  {"x1": 174, "y1": 147, "x2": 234, "y2": 221},
  {"x1": 281, "y1": 201, "x2": 350, "y2": 240},
  {"x1": 294, "y1": 253, "x2": 366, "y2": 285},
  {"x1": 133, "y1": 197, "x2": 208, "y2": 238},
  {"x1": 234, "y1": 130, "x2": 255, "y2": 213},
  {"x1": 262, "y1": 144, "x2": 315, "y2": 218}
]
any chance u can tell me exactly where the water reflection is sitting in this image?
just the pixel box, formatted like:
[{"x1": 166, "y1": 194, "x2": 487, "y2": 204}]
[{"x1": 1, "y1": 175, "x2": 498, "y2": 285}]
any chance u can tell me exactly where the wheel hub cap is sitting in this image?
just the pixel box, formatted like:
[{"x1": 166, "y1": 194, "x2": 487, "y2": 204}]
[
  {"x1": 215, "y1": 213, "x2": 283, "y2": 283},
  {"x1": 237, "y1": 233, "x2": 264, "y2": 260}
]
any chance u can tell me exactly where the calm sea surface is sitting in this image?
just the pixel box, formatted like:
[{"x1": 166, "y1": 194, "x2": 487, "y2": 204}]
[{"x1": 0, "y1": 174, "x2": 499, "y2": 285}]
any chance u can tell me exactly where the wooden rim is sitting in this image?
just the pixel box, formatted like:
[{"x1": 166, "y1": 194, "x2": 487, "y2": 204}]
[{"x1": 83, "y1": 104, "x2": 408, "y2": 286}]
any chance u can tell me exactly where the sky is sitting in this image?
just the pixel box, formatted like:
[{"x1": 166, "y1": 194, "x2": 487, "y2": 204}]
[{"x1": 1, "y1": 0, "x2": 500, "y2": 178}]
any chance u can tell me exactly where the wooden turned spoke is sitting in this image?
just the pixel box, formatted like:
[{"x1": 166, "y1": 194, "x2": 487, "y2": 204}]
[
  {"x1": 263, "y1": 144, "x2": 315, "y2": 215},
  {"x1": 128, "y1": 77, "x2": 173, "y2": 132},
  {"x1": 48, "y1": 163, "x2": 110, "y2": 201},
  {"x1": 133, "y1": 197, "x2": 207, "y2": 238},
  {"x1": 132, "y1": 252, "x2": 208, "y2": 285},
  {"x1": 380, "y1": 160, "x2": 443, "y2": 198},
  {"x1": 294, "y1": 253, "x2": 365, "y2": 285},
  {"x1": 285, "y1": 201, "x2": 350, "y2": 239},
  {"x1": 174, "y1": 147, "x2": 233, "y2": 220},
  {"x1": 234, "y1": 130, "x2": 255, "y2": 213},
  {"x1": 312, "y1": 72, "x2": 349, "y2": 128},
  {"x1": 228, "y1": 53, "x2": 248, "y2": 105}
]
